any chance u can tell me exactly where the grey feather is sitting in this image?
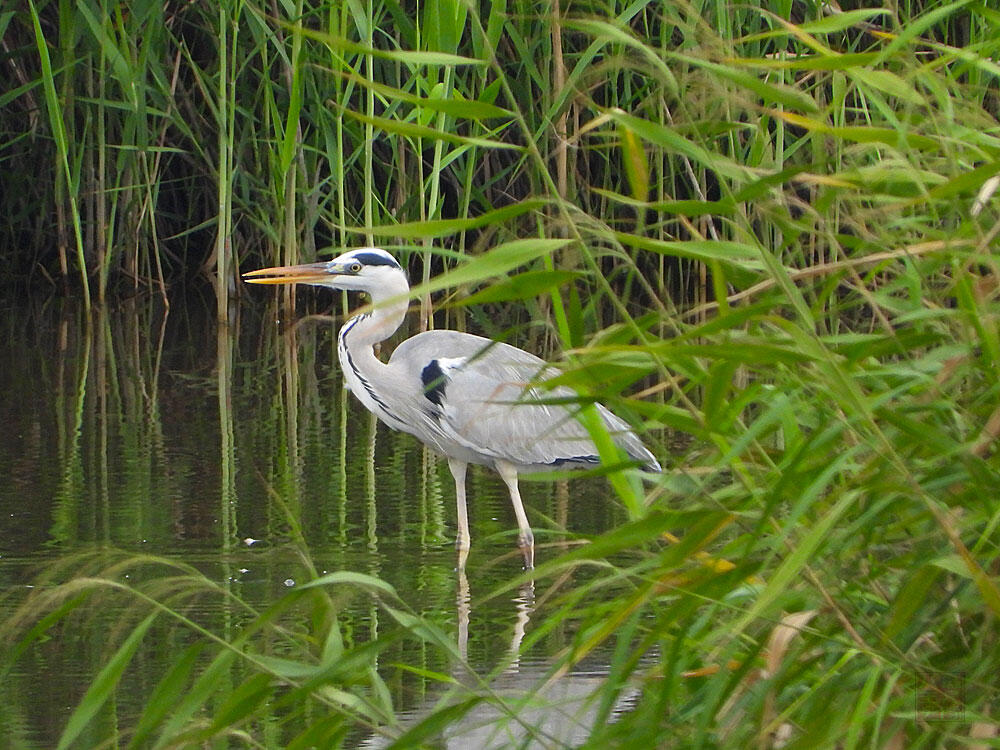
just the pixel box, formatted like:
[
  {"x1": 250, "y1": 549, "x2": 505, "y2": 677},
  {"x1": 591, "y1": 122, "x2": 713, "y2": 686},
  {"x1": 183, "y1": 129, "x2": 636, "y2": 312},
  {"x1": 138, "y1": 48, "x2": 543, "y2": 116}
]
[{"x1": 387, "y1": 330, "x2": 661, "y2": 473}]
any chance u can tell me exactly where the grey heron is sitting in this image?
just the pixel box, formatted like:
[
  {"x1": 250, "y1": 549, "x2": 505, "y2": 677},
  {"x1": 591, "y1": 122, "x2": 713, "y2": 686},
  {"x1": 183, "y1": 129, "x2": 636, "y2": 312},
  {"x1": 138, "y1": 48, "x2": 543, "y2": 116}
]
[{"x1": 244, "y1": 248, "x2": 660, "y2": 567}]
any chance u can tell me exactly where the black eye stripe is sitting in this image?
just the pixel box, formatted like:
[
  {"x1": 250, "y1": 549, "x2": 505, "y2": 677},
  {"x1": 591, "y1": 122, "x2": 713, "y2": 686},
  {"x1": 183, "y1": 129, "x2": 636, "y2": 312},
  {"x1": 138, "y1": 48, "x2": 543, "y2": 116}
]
[{"x1": 351, "y1": 251, "x2": 401, "y2": 270}]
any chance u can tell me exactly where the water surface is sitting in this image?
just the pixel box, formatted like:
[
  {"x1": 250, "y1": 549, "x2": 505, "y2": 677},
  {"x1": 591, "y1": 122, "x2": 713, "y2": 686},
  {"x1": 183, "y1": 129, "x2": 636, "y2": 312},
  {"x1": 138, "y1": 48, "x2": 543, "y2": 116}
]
[{"x1": 0, "y1": 290, "x2": 638, "y2": 746}]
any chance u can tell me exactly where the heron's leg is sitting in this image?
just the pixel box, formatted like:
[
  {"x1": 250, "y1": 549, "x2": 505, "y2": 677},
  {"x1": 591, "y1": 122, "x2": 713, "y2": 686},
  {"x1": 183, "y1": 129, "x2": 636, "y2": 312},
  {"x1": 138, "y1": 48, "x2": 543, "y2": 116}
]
[
  {"x1": 495, "y1": 460, "x2": 534, "y2": 569},
  {"x1": 448, "y1": 458, "x2": 471, "y2": 561}
]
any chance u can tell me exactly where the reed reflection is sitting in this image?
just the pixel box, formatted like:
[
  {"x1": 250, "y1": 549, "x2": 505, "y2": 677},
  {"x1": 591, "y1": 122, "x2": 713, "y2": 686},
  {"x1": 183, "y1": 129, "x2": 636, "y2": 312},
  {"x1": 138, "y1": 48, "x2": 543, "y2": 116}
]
[{"x1": 1, "y1": 293, "x2": 636, "y2": 749}]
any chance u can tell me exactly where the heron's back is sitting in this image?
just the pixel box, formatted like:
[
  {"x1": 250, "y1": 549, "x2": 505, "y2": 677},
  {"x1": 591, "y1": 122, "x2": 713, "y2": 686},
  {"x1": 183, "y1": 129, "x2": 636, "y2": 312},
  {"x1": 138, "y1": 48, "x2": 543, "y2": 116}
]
[{"x1": 386, "y1": 330, "x2": 660, "y2": 473}]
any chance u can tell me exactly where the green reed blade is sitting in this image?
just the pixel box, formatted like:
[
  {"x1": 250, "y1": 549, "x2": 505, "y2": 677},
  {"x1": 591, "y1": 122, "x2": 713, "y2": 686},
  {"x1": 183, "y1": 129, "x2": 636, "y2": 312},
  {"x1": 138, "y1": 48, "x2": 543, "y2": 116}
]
[{"x1": 56, "y1": 612, "x2": 158, "y2": 750}]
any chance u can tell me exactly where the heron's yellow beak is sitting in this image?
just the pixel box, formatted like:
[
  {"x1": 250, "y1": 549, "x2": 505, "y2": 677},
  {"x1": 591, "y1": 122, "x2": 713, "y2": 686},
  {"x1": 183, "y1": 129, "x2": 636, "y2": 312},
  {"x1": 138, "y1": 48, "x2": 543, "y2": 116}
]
[{"x1": 242, "y1": 261, "x2": 333, "y2": 285}]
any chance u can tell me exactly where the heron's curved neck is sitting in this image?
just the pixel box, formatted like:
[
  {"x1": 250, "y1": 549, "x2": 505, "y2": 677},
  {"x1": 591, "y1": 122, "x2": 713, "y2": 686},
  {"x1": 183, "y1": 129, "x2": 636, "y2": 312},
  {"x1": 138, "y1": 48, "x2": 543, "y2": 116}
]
[
  {"x1": 336, "y1": 277, "x2": 409, "y2": 403},
  {"x1": 339, "y1": 295, "x2": 408, "y2": 352}
]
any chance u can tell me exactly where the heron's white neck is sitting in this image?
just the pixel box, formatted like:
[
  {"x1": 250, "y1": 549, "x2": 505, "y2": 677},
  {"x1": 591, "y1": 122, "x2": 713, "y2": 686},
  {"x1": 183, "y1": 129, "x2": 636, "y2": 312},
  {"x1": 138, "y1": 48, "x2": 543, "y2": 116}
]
[
  {"x1": 336, "y1": 272, "x2": 410, "y2": 420},
  {"x1": 339, "y1": 294, "x2": 409, "y2": 349}
]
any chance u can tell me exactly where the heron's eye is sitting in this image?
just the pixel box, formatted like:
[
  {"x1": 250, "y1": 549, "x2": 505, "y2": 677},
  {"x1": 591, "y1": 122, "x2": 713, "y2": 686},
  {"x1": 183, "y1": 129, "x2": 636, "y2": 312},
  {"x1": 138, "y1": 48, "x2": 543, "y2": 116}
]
[{"x1": 349, "y1": 262, "x2": 363, "y2": 273}]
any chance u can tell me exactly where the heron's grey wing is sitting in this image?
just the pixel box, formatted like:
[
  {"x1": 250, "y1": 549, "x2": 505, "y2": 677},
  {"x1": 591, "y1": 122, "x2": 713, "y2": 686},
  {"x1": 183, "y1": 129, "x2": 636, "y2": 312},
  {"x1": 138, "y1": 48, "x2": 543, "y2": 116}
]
[
  {"x1": 445, "y1": 359, "x2": 659, "y2": 469},
  {"x1": 391, "y1": 331, "x2": 659, "y2": 470}
]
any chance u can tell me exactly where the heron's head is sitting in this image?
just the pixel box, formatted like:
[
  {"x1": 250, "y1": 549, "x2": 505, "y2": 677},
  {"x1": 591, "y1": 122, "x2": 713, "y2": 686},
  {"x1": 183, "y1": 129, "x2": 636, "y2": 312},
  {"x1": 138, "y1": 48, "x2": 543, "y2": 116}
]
[{"x1": 243, "y1": 248, "x2": 406, "y2": 294}]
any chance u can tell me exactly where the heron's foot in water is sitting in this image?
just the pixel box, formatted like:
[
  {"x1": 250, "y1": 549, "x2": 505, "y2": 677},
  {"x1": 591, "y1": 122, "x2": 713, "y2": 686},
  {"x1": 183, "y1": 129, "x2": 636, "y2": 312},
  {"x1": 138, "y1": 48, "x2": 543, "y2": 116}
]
[
  {"x1": 517, "y1": 530, "x2": 535, "y2": 570},
  {"x1": 455, "y1": 536, "x2": 471, "y2": 570},
  {"x1": 520, "y1": 545, "x2": 534, "y2": 570},
  {"x1": 456, "y1": 544, "x2": 470, "y2": 570}
]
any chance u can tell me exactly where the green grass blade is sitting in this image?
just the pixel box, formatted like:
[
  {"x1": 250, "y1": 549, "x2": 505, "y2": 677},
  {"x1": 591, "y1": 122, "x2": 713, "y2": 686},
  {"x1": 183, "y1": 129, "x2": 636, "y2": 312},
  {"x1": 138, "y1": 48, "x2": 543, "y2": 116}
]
[
  {"x1": 27, "y1": 0, "x2": 90, "y2": 310},
  {"x1": 729, "y1": 484, "x2": 859, "y2": 638},
  {"x1": 355, "y1": 198, "x2": 548, "y2": 239},
  {"x1": 56, "y1": 612, "x2": 158, "y2": 750},
  {"x1": 127, "y1": 643, "x2": 204, "y2": 749}
]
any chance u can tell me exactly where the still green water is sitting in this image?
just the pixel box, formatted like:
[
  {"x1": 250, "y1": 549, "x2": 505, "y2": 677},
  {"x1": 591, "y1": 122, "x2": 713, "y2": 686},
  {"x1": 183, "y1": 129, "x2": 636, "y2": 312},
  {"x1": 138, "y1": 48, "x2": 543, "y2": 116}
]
[{"x1": 0, "y1": 290, "x2": 637, "y2": 747}]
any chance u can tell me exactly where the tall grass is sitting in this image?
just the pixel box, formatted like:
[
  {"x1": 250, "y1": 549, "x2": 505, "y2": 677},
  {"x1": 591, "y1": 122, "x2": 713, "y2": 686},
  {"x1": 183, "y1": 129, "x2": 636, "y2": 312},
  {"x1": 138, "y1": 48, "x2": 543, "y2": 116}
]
[{"x1": 3, "y1": 0, "x2": 1000, "y2": 747}]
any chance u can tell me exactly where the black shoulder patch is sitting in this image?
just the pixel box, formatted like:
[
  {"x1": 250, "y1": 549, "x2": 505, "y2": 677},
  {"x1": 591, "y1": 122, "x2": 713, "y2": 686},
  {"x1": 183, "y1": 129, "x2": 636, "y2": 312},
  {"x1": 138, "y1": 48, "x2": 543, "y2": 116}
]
[
  {"x1": 353, "y1": 251, "x2": 401, "y2": 269},
  {"x1": 420, "y1": 360, "x2": 448, "y2": 407}
]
